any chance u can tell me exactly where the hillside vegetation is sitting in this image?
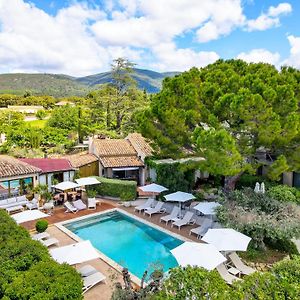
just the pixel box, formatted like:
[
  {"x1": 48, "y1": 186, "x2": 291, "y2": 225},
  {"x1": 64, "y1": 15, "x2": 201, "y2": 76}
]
[{"x1": 0, "y1": 69, "x2": 179, "y2": 97}]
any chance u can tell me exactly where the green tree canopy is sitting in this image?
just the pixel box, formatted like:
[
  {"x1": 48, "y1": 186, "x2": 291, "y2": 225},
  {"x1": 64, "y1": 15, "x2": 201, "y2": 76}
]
[
  {"x1": 87, "y1": 59, "x2": 149, "y2": 135},
  {"x1": 0, "y1": 111, "x2": 24, "y2": 133},
  {"x1": 139, "y1": 60, "x2": 300, "y2": 190}
]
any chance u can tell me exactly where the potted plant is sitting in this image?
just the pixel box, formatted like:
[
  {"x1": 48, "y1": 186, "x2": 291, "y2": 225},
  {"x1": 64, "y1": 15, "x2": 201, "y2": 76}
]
[
  {"x1": 32, "y1": 184, "x2": 48, "y2": 206},
  {"x1": 86, "y1": 189, "x2": 97, "y2": 201},
  {"x1": 121, "y1": 191, "x2": 135, "y2": 207}
]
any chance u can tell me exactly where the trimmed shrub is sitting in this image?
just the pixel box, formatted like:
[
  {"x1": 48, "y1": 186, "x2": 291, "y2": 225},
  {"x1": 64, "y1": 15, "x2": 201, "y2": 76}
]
[
  {"x1": 0, "y1": 210, "x2": 83, "y2": 299},
  {"x1": 35, "y1": 219, "x2": 48, "y2": 233},
  {"x1": 95, "y1": 177, "x2": 137, "y2": 200},
  {"x1": 268, "y1": 185, "x2": 300, "y2": 204}
]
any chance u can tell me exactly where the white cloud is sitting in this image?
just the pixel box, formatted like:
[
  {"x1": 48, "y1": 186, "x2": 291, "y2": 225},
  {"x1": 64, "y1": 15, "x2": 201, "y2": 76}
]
[
  {"x1": 246, "y1": 2, "x2": 292, "y2": 31},
  {"x1": 237, "y1": 49, "x2": 281, "y2": 66},
  {"x1": 268, "y1": 3, "x2": 292, "y2": 17},
  {"x1": 152, "y1": 43, "x2": 219, "y2": 71},
  {"x1": 282, "y1": 35, "x2": 300, "y2": 69},
  {"x1": 0, "y1": 0, "x2": 295, "y2": 75}
]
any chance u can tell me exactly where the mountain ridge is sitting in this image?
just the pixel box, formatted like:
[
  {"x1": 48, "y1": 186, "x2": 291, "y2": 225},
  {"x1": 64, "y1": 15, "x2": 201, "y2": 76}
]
[{"x1": 0, "y1": 68, "x2": 180, "y2": 97}]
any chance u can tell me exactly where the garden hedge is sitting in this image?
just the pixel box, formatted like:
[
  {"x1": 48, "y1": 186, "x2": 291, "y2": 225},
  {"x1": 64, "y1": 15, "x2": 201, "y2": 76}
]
[
  {"x1": 0, "y1": 210, "x2": 83, "y2": 299},
  {"x1": 94, "y1": 177, "x2": 137, "y2": 201}
]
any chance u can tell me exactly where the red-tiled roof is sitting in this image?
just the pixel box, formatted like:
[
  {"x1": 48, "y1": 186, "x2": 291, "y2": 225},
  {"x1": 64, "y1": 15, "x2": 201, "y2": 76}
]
[
  {"x1": 19, "y1": 158, "x2": 73, "y2": 173},
  {"x1": 62, "y1": 152, "x2": 98, "y2": 168},
  {"x1": 93, "y1": 139, "x2": 137, "y2": 157},
  {"x1": 126, "y1": 133, "x2": 153, "y2": 157},
  {"x1": 0, "y1": 155, "x2": 41, "y2": 179},
  {"x1": 99, "y1": 156, "x2": 144, "y2": 168}
]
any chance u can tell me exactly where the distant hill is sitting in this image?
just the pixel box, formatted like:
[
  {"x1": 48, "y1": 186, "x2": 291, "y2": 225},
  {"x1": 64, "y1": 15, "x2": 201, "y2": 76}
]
[
  {"x1": 0, "y1": 73, "x2": 89, "y2": 98},
  {"x1": 0, "y1": 69, "x2": 180, "y2": 97}
]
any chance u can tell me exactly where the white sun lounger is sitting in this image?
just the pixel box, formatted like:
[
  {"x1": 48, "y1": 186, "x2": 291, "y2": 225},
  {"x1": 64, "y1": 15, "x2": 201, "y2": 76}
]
[
  {"x1": 82, "y1": 272, "x2": 106, "y2": 293},
  {"x1": 73, "y1": 200, "x2": 87, "y2": 211},
  {"x1": 171, "y1": 211, "x2": 195, "y2": 230},
  {"x1": 41, "y1": 238, "x2": 59, "y2": 248},
  {"x1": 78, "y1": 265, "x2": 98, "y2": 277},
  {"x1": 32, "y1": 232, "x2": 50, "y2": 241},
  {"x1": 144, "y1": 202, "x2": 166, "y2": 217},
  {"x1": 134, "y1": 198, "x2": 155, "y2": 213},
  {"x1": 190, "y1": 218, "x2": 213, "y2": 239},
  {"x1": 229, "y1": 252, "x2": 256, "y2": 275},
  {"x1": 160, "y1": 206, "x2": 180, "y2": 224},
  {"x1": 64, "y1": 201, "x2": 78, "y2": 213},
  {"x1": 216, "y1": 263, "x2": 241, "y2": 285}
]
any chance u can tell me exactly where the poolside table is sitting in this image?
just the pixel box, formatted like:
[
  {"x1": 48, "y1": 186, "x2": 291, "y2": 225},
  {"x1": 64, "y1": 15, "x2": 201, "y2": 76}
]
[
  {"x1": 227, "y1": 267, "x2": 241, "y2": 277},
  {"x1": 6, "y1": 205, "x2": 24, "y2": 214}
]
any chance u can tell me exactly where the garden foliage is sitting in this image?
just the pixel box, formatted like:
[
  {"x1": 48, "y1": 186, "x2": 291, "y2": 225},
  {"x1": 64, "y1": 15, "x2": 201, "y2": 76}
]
[
  {"x1": 149, "y1": 162, "x2": 196, "y2": 193},
  {"x1": 268, "y1": 185, "x2": 300, "y2": 204},
  {"x1": 139, "y1": 60, "x2": 300, "y2": 190},
  {"x1": 0, "y1": 210, "x2": 83, "y2": 299},
  {"x1": 217, "y1": 188, "x2": 300, "y2": 251},
  {"x1": 151, "y1": 258, "x2": 300, "y2": 300},
  {"x1": 95, "y1": 177, "x2": 137, "y2": 200}
]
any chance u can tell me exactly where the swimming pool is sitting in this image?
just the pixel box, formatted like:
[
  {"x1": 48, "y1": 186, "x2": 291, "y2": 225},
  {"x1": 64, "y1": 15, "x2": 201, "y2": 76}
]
[{"x1": 64, "y1": 210, "x2": 183, "y2": 279}]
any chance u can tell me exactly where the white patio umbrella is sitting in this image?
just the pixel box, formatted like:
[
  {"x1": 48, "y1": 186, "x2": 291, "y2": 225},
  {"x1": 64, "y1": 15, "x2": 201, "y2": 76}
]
[
  {"x1": 171, "y1": 242, "x2": 226, "y2": 271},
  {"x1": 193, "y1": 202, "x2": 221, "y2": 215},
  {"x1": 202, "y1": 228, "x2": 251, "y2": 252},
  {"x1": 260, "y1": 182, "x2": 265, "y2": 194},
  {"x1": 50, "y1": 240, "x2": 100, "y2": 265},
  {"x1": 75, "y1": 177, "x2": 100, "y2": 186},
  {"x1": 139, "y1": 183, "x2": 168, "y2": 194},
  {"x1": 12, "y1": 210, "x2": 49, "y2": 224},
  {"x1": 52, "y1": 181, "x2": 79, "y2": 191},
  {"x1": 254, "y1": 182, "x2": 260, "y2": 193},
  {"x1": 164, "y1": 191, "x2": 196, "y2": 216}
]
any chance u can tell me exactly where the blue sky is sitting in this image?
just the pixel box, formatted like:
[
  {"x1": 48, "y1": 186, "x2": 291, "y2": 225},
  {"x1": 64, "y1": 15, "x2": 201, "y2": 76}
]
[{"x1": 0, "y1": 0, "x2": 299, "y2": 76}]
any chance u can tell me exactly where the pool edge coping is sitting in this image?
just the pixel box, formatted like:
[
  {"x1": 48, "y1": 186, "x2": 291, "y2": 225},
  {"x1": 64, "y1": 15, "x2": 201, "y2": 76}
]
[{"x1": 55, "y1": 207, "x2": 193, "y2": 286}]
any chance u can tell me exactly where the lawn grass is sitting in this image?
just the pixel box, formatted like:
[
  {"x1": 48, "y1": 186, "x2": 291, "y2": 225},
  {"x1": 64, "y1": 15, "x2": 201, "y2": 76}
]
[{"x1": 25, "y1": 119, "x2": 47, "y2": 128}]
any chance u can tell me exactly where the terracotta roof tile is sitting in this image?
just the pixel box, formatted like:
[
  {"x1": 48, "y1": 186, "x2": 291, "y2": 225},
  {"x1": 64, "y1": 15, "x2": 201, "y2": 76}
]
[
  {"x1": 93, "y1": 139, "x2": 137, "y2": 156},
  {"x1": 127, "y1": 133, "x2": 153, "y2": 157},
  {"x1": 0, "y1": 155, "x2": 41, "y2": 179},
  {"x1": 99, "y1": 156, "x2": 144, "y2": 168},
  {"x1": 63, "y1": 152, "x2": 98, "y2": 168}
]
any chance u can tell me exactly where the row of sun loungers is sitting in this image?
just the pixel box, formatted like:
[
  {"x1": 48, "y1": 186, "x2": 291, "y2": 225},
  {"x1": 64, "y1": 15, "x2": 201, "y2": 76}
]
[
  {"x1": 64, "y1": 199, "x2": 97, "y2": 213},
  {"x1": 135, "y1": 200, "x2": 210, "y2": 232}
]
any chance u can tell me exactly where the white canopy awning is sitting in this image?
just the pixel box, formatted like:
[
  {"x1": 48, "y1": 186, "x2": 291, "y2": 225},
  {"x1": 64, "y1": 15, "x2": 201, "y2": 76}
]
[
  {"x1": 75, "y1": 177, "x2": 100, "y2": 186},
  {"x1": 171, "y1": 242, "x2": 226, "y2": 271},
  {"x1": 50, "y1": 241, "x2": 100, "y2": 265},
  {"x1": 12, "y1": 210, "x2": 49, "y2": 224},
  {"x1": 193, "y1": 202, "x2": 221, "y2": 215},
  {"x1": 112, "y1": 167, "x2": 139, "y2": 171},
  {"x1": 164, "y1": 191, "x2": 196, "y2": 203},
  {"x1": 52, "y1": 181, "x2": 79, "y2": 191},
  {"x1": 202, "y1": 228, "x2": 252, "y2": 252},
  {"x1": 139, "y1": 183, "x2": 168, "y2": 194}
]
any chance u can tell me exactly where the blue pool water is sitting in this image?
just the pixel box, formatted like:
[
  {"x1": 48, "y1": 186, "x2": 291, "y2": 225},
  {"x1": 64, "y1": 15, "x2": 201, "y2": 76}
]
[{"x1": 65, "y1": 211, "x2": 183, "y2": 279}]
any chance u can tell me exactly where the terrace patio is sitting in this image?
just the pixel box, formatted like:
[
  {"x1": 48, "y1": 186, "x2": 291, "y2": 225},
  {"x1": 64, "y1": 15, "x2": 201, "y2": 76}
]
[{"x1": 19, "y1": 198, "x2": 209, "y2": 299}]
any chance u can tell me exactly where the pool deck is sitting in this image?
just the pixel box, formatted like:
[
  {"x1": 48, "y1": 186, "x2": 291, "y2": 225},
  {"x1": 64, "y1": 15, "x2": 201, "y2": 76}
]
[{"x1": 21, "y1": 199, "x2": 204, "y2": 299}]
